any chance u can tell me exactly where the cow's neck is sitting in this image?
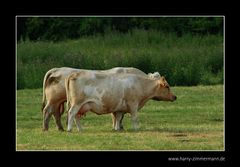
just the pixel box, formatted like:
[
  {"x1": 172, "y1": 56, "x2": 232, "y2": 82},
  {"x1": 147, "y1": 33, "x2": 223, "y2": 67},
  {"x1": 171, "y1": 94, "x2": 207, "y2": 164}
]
[{"x1": 138, "y1": 78, "x2": 158, "y2": 109}]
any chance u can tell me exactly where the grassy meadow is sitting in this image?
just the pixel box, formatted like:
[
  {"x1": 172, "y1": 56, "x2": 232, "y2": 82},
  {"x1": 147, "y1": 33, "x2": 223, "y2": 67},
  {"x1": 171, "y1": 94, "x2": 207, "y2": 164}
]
[{"x1": 16, "y1": 85, "x2": 224, "y2": 150}]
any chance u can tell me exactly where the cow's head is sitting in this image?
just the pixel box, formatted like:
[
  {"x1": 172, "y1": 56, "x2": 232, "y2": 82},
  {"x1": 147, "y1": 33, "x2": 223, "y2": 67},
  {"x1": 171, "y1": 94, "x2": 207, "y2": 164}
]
[{"x1": 154, "y1": 76, "x2": 177, "y2": 102}]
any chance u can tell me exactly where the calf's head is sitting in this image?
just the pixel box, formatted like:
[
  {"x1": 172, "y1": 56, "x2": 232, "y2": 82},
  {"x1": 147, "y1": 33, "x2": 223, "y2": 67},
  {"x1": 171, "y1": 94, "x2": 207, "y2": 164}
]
[{"x1": 154, "y1": 76, "x2": 177, "y2": 102}]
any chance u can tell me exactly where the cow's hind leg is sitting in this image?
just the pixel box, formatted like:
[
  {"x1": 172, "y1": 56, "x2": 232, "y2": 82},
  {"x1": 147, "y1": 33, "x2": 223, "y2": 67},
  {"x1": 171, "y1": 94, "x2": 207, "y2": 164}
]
[
  {"x1": 111, "y1": 113, "x2": 116, "y2": 130},
  {"x1": 68, "y1": 103, "x2": 91, "y2": 132},
  {"x1": 68, "y1": 104, "x2": 88, "y2": 132},
  {"x1": 59, "y1": 103, "x2": 65, "y2": 116},
  {"x1": 112, "y1": 112, "x2": 125, "y2": 130},
  {"x1": 67, "y1": 105, "x2": 80, "y2": 132},
  {"x1": 74, "y1": 115, "x2": 82, "y2": 132},
  {"x1": 53, "y1": 104, "x2": 64, "y2": 131},
  {"x1": 114, "y1": 112, "x2": 124, "y2": 131},
  {"x1": 42, "y1": 104, "x2": 54, "y2": 131},
  {"x1": 119, "y1": 113, "x2": 124, "y2": 130}
]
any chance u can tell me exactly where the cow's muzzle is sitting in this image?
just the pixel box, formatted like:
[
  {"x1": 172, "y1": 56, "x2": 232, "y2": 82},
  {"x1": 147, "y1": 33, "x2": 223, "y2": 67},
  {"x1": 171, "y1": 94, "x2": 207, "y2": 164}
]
[{"x1": 171, "y1": 95, "x2": 177, "y2": 101}]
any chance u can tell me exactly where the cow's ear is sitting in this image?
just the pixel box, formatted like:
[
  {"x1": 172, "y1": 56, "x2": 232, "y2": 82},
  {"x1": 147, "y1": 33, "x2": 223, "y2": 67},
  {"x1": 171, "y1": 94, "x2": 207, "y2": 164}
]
[{"x1": 158, "y1": 80, "x2": 165, "y2": 87}]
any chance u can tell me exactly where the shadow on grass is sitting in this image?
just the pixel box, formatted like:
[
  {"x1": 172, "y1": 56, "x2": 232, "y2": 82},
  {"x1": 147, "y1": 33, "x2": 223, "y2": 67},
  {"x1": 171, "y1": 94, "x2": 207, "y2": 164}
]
[
  {"x1": 123, "y1": 127, "x2": 189, "y2": 133},
  {"x1": 33, "y1": 125, "x2": 207, "y2": 134},
  {"x1": 81, "y1": 127, "x2": 191, "y2": 134}
]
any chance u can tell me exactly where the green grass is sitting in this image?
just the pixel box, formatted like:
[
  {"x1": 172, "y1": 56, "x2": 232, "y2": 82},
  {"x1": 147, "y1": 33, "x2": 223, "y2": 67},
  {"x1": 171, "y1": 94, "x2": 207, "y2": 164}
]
[
  {"x1": 16, "y1": 85, "x2": 224, "y2": 150},
  {"x1": 17, "y1": 30, "x2": 223, "y2": 89}
]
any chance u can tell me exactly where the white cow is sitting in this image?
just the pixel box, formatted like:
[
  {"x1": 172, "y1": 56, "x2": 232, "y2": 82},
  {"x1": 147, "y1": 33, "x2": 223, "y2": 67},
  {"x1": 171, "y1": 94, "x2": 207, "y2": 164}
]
[
  {"x1": 42, "y1": 67, "x2": 160, "y2": 131},
  {"x1": 65, "y1": 71, "x2": 177, "y2": 132}
]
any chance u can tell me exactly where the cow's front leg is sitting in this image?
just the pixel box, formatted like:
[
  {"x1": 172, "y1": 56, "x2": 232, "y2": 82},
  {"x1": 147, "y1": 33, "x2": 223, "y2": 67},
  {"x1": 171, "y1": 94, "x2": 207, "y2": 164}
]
[{"x1": 130, "y1": 105, "x2": 139, "y2": 130}]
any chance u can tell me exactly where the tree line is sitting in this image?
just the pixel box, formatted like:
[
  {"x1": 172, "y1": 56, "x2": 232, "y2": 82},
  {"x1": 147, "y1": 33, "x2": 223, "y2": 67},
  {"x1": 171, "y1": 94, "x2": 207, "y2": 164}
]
[{"x1": 17, "y1": 17, "x2": 223, "y2": 41}]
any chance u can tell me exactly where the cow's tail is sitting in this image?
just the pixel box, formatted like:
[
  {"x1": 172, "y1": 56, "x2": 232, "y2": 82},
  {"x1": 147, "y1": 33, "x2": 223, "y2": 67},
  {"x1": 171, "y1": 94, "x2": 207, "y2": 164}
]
[
  {"x1": 65, "y1": 74, "x2": 71, "y2": 112},
  {"x1": 41, "y1": 68, "x2": 57, "y2": 113}
]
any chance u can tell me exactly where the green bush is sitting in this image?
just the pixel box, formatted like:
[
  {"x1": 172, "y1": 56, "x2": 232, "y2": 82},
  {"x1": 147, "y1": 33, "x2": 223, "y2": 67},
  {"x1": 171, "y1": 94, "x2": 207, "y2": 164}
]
[
  {"x1": 17, "y1": 30, "x2": 223, "y2": 89},
  {"x1": 17, "y1": 17, "x2": 223, "y2": 41},
  {"x1": 200, "y1": 69, "x2": 224, "y2": 85}
]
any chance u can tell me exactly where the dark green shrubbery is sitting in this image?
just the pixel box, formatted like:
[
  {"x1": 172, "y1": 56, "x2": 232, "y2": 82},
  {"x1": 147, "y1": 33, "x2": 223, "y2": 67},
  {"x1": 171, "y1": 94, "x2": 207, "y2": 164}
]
[
  {"x1": 17, "y1": 17, "x2": 223, "y2": 41},
  {"x1": 17, "y1": 30, "x2": 223, "y2": 89}
]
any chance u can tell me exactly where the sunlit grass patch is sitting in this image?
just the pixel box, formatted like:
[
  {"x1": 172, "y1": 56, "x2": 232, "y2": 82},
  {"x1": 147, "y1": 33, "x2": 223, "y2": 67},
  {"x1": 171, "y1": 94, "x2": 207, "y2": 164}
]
[{"x1": 16, "y1": 85, "x2": 224, "y2": 150}]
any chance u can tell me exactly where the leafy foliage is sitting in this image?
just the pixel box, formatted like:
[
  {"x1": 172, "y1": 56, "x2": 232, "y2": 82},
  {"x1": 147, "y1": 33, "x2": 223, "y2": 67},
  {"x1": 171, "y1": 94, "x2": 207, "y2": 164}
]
[
  {"x1": 17, "y1": 17, "x2": 223, "y2": 41},
  {"x1": 17, "y1": 30, "x2": 223, "y2": 89}
]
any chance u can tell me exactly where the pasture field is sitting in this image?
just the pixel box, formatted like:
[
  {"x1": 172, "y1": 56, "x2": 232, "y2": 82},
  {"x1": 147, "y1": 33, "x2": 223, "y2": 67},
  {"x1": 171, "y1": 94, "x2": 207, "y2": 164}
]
[{"x1": 16, "y1": 85, "x2": 224, "y2": 150}]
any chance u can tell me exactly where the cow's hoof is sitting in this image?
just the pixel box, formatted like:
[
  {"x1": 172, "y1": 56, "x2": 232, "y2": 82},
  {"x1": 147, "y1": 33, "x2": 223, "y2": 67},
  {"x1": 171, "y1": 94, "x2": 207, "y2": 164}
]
[
  {"x1": 42, "y1": 128, "x2": 48, "y2": 132},
  {"x1": 112, "y1": 128, "x2": 124, "y2": 131},
  {"x1": 58, "y1": 128, "x2": 65, "y2": 132}
]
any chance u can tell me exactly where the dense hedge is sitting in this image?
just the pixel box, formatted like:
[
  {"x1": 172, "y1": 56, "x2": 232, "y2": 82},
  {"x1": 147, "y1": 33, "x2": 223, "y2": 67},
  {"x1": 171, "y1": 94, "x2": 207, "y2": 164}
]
[
  {"x1": 17, "y1": 17, "x2": 223, "y2": 41},
  {"x1": 17, "y1": 30, "x2": 223, "y2": 89}
]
